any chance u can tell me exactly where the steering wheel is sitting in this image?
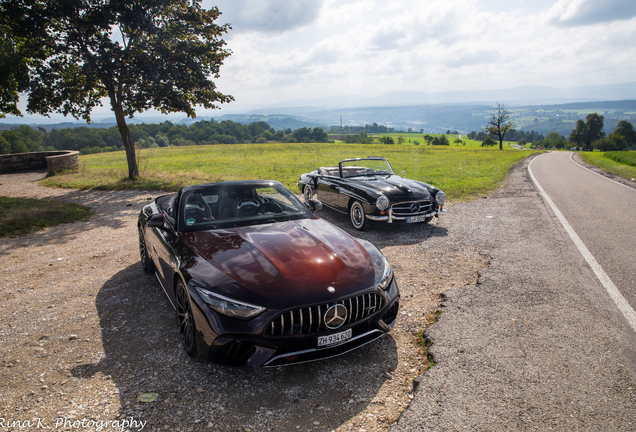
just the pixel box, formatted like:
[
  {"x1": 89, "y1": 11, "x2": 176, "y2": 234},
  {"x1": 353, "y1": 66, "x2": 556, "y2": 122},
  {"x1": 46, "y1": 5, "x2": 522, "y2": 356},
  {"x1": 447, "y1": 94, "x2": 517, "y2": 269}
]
[
  {"x1": 256, "y1": 202, "x2": 283, "y2": 214},
  {"x1": 372, "y1": 165, "x2": 386, "y2": 172}
]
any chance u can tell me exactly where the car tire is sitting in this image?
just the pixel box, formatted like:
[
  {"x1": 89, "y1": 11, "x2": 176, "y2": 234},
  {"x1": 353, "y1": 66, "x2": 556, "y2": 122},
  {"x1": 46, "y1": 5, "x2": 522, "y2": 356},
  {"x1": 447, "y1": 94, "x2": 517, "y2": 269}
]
[
  {"x1": 349, "y1": 200, "x2": 369, "y2": 231},
  {"x1": 175, "y1": 281, "x2": 198, "y2": 357},
  {"x1": 303, "y1": 184, "x2": 314, "y2": 202},
  {"x1": 138, "y1": 226, "x2": 154, "y2": 273}
]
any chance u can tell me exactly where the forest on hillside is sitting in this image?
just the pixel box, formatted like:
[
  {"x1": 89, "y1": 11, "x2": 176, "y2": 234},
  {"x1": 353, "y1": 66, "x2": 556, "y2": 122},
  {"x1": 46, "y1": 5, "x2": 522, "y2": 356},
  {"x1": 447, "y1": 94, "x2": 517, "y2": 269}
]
[{"x1": 0, "y1": 120, "x2": 330, "y2": 155}]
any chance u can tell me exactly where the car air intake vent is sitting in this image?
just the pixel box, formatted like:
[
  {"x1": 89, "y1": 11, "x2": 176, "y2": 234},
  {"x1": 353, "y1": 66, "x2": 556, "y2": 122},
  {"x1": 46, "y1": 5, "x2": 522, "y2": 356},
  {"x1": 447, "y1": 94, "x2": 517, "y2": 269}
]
[
  {"x1": 391, "y1": 200, "x2": 433, "y2": 216},
  {"x1": 265, "y1": 292, "x2": 385, "y2": 337}
]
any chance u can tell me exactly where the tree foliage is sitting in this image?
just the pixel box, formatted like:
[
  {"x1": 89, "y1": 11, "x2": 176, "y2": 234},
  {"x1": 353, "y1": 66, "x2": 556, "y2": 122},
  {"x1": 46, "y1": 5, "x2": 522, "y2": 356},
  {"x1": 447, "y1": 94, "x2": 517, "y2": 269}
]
[
  {"x1": 481, "y1": 136, "x2": 496, "y2": 147},
  {"x1": 484, "y1": 103, "x2": 516, "y2": 150},
  {"x1": 568, "y1": 113, "x2": 605, "y2": 151},
  {"x1": 540, "y1": 131, "x2": 567, "y2": 149},
  {"x1": 593, "y1": 134, "x2": 627, "y2": 152},
  {"x1": 613, "y1": 120, "x2": 636, "y2": 147},
  {"x1": 2, "y1": 0, "x2": 233, "y2": 178},
  {"x1": 0, "y1": 120, "x2": 331, "y2": 155}
]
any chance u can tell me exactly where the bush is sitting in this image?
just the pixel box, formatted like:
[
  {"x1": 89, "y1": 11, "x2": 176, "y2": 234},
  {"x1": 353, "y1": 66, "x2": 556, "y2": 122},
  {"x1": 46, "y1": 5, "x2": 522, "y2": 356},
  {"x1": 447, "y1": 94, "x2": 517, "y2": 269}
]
[
  {"x1": 481, "y1": 136, "x2": 496, "y2": 147},
  {"x1": 79, "y1": 146, "x2": 103, "y2": 155},
  {"x1": 593, "y1": 134, "x2": 627, "y2": 152}
]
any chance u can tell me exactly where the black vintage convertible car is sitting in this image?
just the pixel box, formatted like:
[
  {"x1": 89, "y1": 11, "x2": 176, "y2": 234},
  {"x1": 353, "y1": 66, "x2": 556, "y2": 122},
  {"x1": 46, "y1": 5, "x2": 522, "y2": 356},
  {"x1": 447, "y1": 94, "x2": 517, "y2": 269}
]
[
  {"x1": 298, "y1": 156, "x2": 446, "y2": 230},
  {"x1": 138, "y1": 180, "x2": 400, "y2": 368}
]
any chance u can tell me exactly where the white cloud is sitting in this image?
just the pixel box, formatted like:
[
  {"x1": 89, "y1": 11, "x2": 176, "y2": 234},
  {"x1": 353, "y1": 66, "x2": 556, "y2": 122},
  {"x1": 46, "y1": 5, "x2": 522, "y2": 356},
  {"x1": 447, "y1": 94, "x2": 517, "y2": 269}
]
[
  {"x1": 547, "y1": 0, "x2": 636, "y2": 27},
  {"x1": 209, "y1": 0, "x2": 325, "y2": 34}
]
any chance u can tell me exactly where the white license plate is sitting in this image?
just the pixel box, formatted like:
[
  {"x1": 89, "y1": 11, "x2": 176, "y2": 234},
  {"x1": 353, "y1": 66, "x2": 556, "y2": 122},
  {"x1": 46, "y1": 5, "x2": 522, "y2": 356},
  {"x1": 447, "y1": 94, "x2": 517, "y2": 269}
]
[
  {"x1": 406, "y1": 214, "x2": 428, "y2": 223},
  {"x1": 318, "y1": 329, "x2": 352, "y2": 347}
]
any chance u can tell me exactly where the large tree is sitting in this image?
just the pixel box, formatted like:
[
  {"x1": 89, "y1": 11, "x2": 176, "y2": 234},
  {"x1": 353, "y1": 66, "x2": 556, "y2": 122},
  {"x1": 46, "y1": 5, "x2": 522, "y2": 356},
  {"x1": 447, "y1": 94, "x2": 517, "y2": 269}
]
[
  {"x1": 568, "y1": 113, "x2": 605, "y2": 151},
  {"x1": 613, "y1": 120, "x2": 636, "y2": 147},
  {"x1": 2, "y1": 0, "x2": 233, "y2": 178},
  {"x1": 485, "y1": 103, "x2": 515, "y2": 150}
]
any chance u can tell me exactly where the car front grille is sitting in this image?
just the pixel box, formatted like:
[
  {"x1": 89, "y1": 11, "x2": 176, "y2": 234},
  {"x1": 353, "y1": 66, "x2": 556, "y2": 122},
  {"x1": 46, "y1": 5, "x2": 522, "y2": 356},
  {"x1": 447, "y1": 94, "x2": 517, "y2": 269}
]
[
  {"x1": 391, "y1": 200, "x2": 433, "y2": 216},
  {"x1": 265, "y1": 292, "x2": 385, "y2": 337}
]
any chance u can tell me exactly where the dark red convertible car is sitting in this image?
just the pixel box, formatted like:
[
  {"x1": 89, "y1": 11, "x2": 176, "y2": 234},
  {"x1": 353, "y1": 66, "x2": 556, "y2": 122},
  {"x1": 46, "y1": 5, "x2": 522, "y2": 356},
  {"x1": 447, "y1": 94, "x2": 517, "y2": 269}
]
[{"x1": 138, "y1": 180, "x2": 400, "y2": 368}]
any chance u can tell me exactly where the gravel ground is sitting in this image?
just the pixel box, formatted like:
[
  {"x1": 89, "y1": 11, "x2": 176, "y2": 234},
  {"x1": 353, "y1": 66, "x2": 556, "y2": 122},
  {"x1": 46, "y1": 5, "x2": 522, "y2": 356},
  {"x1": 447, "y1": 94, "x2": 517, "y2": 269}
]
[{"x1": 0, "y1": 170, "x2": 487, "y2": 432}]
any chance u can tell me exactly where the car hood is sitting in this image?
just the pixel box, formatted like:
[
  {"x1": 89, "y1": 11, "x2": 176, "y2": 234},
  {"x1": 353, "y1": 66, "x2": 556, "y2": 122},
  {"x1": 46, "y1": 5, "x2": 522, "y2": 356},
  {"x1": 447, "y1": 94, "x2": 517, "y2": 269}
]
[
  {"x1": 353, "y1": 175, "x2": 433, "y2": 200},
  {"x1": 179, "y1": 218, "x2": 374, "y2": 297}
]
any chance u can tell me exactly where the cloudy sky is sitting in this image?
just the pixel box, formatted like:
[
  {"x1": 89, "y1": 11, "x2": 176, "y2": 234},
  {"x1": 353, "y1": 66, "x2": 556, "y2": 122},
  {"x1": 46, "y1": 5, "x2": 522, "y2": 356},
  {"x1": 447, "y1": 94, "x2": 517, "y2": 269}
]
[
  {"x1": 205, "y1": 0, "x2": 636, "y2": 112},
  {"x1": 4, "y1": 0, "x2": 635, "y2": 123}
]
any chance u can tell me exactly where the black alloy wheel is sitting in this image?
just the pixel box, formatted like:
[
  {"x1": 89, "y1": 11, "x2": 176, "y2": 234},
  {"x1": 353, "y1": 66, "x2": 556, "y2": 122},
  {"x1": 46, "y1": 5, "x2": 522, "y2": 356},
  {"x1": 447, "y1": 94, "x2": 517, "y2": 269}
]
[
  {"x1": 349, "y1": 200, "x2": 368, "y2": 231},
  {"x1": 138, "y1": 226, "x2": 154, "y2": 273},
  {"x1": 176, "y1": 281, "x2": 198, "y2": 357},
  {"x1": 303, "y1": 185, "x2": 314, "y2": 202}
]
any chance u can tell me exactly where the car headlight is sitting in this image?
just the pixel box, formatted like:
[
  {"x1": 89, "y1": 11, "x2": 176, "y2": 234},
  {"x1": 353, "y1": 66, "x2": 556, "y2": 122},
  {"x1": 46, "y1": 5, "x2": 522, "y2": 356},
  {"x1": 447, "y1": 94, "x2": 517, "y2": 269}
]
[
  {"x1": 435, "y1": 191, "x2": 446, "y2": 206},
  {"x1": 378, "y1": 255, "x2": 393, "y2": 290},
  {"x1": 376, "y1": 195, "x2": 389, "y2": 211},
  {"x1": 194, "y1": 287, "x2": 266, "y2": 320}
]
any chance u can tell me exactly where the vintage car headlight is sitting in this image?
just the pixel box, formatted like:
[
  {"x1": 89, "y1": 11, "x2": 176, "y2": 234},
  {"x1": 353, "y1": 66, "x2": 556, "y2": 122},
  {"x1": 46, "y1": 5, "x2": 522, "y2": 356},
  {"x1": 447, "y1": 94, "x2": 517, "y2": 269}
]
[
  {"x1": 378, "y1": 255, "x2": 393, "y2": 290},
  {"x1": 195, "y1": 287, "x2": 266, "y2": 320},
  {"x1": 435, "y1": 191, "x2": 446, "y2": 206},
  {"x1": 376, "y1": 195, "x2": 390, "y2": 211}
]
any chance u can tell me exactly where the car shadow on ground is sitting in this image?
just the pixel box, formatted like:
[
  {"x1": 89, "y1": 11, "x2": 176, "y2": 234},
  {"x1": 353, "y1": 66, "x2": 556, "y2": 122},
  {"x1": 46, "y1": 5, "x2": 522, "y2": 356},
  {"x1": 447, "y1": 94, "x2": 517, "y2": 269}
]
[
  {"x1": 73, "y1": 263, "x2": 399, "y2": 431},
  {"x1": 315, "y1": 207, "x2": 448, "y2": 248}
]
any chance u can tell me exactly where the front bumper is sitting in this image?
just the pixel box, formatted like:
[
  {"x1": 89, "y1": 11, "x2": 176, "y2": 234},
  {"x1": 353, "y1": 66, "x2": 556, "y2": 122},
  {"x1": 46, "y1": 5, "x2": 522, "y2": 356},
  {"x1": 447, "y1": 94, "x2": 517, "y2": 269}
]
[
  {"x1": 192, "y1": 279, "x2": 400, "y2": 368},
  {"x1": 367, "y1": 207, "x2": 446, "y2": 223}
]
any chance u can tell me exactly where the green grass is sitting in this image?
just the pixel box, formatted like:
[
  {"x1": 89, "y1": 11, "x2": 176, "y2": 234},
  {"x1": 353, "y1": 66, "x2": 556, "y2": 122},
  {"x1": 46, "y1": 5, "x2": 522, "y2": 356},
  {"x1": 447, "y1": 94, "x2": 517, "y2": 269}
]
[
  {"x1": 580, "y1": 151, "x2": 636, "y2": 180},
  {"x1": 604, "y1": 151, "x2": 636, "y2": 167},
  {"x1": 42, "y1": 143, "x2": 536, "y2": 201},
  {"x1": 0, "y1": 196, "x2": 93, "y2": 237}
]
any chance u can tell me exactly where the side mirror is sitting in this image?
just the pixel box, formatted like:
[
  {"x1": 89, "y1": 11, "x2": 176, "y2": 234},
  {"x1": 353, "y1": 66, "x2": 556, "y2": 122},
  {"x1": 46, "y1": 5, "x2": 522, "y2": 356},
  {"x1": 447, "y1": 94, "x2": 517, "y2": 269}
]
[
  {"x1": 147, "y1": 213, "x2": 165, "y2": 228},
  {"x1": 307, "y1": 198, "x2": 323, "y2": 213}
]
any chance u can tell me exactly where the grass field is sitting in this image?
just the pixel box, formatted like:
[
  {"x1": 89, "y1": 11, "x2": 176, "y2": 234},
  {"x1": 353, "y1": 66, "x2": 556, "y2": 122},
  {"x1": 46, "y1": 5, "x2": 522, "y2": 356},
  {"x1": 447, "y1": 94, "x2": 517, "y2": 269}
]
[
  {"x1": 580, "y1": 151, "x2": 636, "y2": 180},
  {"x1": 42, "y1": 143, "x2": 536, "y2": 201},
  {"x1": 0, "y1": 196, "x2": 93, "y2": 237}
]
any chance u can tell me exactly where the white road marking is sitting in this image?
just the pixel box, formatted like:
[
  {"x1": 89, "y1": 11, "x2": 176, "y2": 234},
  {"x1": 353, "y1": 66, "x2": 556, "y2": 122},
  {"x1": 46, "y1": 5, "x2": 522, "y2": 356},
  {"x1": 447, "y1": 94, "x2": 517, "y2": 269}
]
[
  {"x1": 528, "y1": 153, "x2": 636, "y2": 333},
  {"x1": 569, "y1": 152, "x2": 636, "y2": 192}
]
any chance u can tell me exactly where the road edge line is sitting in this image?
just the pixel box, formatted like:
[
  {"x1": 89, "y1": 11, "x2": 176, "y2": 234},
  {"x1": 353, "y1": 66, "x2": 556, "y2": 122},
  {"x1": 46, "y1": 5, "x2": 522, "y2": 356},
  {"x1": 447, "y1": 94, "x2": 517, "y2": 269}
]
[
  {"x1": 569, "y1": 152, "x2": 636, "y2": 192},
  {"x1": 528, "y1": 153, "x2": 636, "y2": 333}
]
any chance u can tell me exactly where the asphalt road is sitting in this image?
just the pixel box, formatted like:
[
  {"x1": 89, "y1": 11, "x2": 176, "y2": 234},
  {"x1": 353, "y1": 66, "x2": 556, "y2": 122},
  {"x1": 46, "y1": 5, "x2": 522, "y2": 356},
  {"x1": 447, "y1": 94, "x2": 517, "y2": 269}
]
[
  {"x1": 529, "y1": 151, "x2": 636, "y2": 328},
  {"x1": 391, "y1": 153, "x2": 636, "y2": 431}
]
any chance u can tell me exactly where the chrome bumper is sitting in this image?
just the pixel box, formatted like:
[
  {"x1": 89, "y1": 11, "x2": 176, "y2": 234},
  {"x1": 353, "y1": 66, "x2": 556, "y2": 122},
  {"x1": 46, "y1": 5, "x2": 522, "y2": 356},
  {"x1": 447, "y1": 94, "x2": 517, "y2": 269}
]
[{"x1": 367, "y1": 207, "x2": 446, "y2": 223}]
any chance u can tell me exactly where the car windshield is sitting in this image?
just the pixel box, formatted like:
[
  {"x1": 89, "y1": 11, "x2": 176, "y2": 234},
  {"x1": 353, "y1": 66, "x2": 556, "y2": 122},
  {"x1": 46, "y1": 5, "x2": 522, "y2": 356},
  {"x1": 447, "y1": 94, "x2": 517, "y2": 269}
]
[
  {"x1": 340, "y1": 158, "x2": 394, "y2": 177},
  {"x1": 179, "y1": 183, "x2": 312, "y2": 231}
]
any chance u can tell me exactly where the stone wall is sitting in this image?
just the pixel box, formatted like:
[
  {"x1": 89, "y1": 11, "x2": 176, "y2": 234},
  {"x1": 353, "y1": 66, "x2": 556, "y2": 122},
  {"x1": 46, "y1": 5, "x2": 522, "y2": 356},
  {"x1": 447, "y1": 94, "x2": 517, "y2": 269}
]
[{"x1": 0, "y1": 151, "x2": 80, "y2": 175}]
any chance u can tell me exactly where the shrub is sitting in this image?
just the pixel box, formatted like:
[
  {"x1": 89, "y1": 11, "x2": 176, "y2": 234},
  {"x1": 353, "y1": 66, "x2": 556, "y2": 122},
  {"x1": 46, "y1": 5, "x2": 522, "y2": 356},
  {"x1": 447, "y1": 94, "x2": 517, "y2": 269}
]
[{"x1": 593, "y1": 134, "x2": 627, "y2": 152}]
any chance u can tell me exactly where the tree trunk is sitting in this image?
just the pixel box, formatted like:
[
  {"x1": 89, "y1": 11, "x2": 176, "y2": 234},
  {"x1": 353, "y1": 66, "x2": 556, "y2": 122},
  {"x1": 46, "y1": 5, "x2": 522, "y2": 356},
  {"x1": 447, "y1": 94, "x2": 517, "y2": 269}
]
[{"x1": 112, "y1": 103, "x2": 139, "y2": 179}]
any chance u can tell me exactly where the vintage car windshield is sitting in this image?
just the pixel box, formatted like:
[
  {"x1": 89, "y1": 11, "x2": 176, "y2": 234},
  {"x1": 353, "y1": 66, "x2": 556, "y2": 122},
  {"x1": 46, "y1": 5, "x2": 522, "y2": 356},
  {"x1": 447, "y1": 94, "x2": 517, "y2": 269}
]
[
  {"x1": 179, "y1": 183, "x2": 312, "y2": 231},
  {"x1": 340, "y1": 158, "x2": 394, "y2": 177}
]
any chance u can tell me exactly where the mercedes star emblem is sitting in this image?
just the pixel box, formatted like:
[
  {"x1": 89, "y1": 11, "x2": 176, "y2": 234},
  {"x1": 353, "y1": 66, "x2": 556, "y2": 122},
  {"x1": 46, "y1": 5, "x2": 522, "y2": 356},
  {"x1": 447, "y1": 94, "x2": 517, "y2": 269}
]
[
  {"x1": 410, "y1": 202, "x2": 421, "y2": 213},
  {"x1": 324, "y1": 304, "x2": 348, "y2": 329}
]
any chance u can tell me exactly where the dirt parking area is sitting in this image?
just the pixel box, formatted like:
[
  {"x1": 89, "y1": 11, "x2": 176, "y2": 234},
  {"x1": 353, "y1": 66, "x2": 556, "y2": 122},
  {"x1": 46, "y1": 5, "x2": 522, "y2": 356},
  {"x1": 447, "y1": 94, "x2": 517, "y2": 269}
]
[{"x1": 0, "y1": 171, "x2": 487, "y2": 432}]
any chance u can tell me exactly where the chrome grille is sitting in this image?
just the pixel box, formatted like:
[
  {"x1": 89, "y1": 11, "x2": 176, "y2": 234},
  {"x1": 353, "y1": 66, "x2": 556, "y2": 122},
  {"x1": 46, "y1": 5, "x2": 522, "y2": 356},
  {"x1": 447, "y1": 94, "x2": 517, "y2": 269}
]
[
  {"x1": 391, "y1": 200, "x2": 433, "y2": 216},
  {"x1": 265, "y1": 292, "x2": 385, "y2": 337}
]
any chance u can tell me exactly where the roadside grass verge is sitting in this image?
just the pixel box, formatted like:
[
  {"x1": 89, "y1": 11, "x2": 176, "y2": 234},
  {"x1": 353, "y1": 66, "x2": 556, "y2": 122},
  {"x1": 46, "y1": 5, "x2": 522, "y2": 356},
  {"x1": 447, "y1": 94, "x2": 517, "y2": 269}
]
[
  {"x1": 0, "y1": 196, "x2": 93, "y2": 237},
  {"x1": 41, "y1": 143, "x2": 535, "y2": 201},
  {"x1": 580, "y1": 151, "x2": 636, "y2": 180}
]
